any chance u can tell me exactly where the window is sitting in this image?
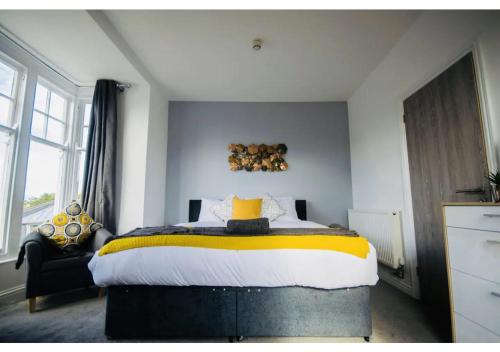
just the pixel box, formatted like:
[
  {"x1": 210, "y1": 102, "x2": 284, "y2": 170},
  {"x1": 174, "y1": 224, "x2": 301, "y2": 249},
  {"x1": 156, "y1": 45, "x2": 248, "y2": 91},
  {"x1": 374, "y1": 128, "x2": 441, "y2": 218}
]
[
  {"x1": 75, "y1": 102, "x2": 92, "y2": 201},
  {"x1": 21, "y1": 81, "x2": 73, "y2": 237},
  {"x1": 32, "y1": 82, "x2": 68, "y2": 144},
  {"x1": 0, "y1": 57, "x2": 22, "y2": 253},
  {"x1": 0, "y1": 37, "x2": 92, "y2": 259}
]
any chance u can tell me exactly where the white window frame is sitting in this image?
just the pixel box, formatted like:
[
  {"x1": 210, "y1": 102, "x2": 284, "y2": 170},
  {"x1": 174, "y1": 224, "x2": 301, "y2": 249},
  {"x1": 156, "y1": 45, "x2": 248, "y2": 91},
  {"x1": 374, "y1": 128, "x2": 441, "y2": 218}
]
[
  {"x1": 0, "y1": 52, "x2": 26, "y2": 257},
  {"x1": 69, "y1": 99, "x2": 92, "y2": 202},
  {"x1": 31, "y1": 80, "x2": 69, "y2": 144},
  {"x1": 24, "y1": 77, "x2": 76, "y2": 217}
]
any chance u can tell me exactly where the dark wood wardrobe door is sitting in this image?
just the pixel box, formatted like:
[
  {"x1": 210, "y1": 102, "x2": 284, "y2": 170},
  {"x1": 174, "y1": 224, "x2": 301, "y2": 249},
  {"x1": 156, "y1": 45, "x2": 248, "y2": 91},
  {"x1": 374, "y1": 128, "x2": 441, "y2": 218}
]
[{"x1": 403, "y1": 52, "x2": 489, "y2": 340}]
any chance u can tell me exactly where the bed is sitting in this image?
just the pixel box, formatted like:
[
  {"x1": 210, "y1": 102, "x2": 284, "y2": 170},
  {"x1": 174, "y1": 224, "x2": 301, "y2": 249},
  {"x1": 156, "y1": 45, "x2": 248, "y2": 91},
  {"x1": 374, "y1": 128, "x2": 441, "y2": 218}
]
[{"x1": 89, "y1": 200, "x2": 378, "y2": 340}]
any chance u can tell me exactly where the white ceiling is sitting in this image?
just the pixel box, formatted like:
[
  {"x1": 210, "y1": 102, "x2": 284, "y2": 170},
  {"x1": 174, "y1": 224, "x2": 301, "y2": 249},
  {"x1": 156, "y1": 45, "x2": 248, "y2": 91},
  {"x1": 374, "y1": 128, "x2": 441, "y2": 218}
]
[
  {"x1": 0, "y1": 10, "x2": 145, "y2": 85},
  {"x1": 104, "y1": 10, "x2": 420, "y2": 101},
  {"x1": 0, "y1": 10, "x2": 420, "y2": 101}
]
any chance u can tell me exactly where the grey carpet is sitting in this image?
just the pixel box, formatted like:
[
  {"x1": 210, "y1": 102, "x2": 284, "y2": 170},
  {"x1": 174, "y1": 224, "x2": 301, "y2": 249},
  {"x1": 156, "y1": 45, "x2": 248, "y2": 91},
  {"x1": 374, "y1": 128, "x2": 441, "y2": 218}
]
[{"x1": 0, "y1": 281, "x2": 443, "y2": 343}]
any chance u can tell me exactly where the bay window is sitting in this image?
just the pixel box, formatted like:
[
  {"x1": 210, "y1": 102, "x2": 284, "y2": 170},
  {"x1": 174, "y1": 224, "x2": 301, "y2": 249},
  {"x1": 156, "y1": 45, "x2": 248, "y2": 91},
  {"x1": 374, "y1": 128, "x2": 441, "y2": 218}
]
[{"x1": 0, "y1": 36, "x2": 93, "y2": 259}]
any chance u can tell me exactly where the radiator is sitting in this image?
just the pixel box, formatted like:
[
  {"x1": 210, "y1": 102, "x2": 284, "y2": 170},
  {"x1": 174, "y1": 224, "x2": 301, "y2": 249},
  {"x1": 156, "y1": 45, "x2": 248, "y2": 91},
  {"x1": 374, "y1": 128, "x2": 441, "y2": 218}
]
[{"x1": 348, "y1": 209, "x2": 405, "y2": 269}]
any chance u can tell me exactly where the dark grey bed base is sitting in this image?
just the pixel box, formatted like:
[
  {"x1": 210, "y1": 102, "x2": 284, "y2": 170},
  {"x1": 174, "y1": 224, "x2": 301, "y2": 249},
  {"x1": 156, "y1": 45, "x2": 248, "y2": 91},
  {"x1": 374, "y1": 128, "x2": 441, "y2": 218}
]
[
  {"x1": 105, "y1": 285, "x2": 371, "y2": 339},
  {"x1": 104, "y1": 199, "x2": 372, "y2": 340}
]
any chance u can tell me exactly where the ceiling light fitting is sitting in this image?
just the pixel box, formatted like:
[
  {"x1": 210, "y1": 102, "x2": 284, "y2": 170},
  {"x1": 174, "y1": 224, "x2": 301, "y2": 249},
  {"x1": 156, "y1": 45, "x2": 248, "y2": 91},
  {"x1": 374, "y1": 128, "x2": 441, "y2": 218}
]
[{"x1": 252, "y1": 39, "x2": 262, "y2": 51}]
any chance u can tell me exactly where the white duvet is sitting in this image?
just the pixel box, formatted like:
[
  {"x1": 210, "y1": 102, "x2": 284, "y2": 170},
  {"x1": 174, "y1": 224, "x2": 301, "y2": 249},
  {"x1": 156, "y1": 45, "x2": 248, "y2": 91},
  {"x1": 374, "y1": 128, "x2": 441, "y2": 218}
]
[{"x1": 88, "y1": 220, "x2": 379, "y2": 289}]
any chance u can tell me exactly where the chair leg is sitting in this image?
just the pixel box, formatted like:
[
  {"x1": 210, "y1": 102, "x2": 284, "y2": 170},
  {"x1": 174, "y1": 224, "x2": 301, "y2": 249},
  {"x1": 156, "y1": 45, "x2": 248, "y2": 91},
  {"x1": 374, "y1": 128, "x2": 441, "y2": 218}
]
[
  {"x1": 98, "y1": 288, "x2": 106, "y2": 298},
  {"x1": 28, "y1": 297, "x2": 36, "y2": 313}
]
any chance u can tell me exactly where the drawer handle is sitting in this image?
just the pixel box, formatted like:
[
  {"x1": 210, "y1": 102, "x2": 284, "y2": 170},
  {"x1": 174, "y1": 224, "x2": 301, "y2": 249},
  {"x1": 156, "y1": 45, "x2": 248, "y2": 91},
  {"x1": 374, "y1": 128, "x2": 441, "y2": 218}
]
[
  {"x1": 456, "y1": 188, "x2": 485, "y2": 194},
  {"x1": 491, "y1": 292, "x2": 500, "y2": 298},
  {"x1": 483, "y1": 213, "x2": 500, "y2": 218},
  {"x1": 486, "y1": 240, "x2": 500, "y2": 245}
]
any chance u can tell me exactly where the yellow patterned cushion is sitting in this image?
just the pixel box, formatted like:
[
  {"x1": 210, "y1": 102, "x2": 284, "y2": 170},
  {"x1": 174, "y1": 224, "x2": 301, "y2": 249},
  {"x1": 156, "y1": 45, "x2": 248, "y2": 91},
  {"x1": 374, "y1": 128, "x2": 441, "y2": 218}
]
[{"x1": 38, "y1": 201, "x2": 102, "y2": 250}]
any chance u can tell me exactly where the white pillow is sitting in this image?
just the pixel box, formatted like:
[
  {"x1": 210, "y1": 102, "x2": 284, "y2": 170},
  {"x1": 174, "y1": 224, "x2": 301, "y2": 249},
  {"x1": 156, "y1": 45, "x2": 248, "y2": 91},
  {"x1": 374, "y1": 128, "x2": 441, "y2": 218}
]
[
  {"x1": 260, "y1": 193, "x2": 286, "y2": 222},
  {"x1": 274, "y1": 196, "x2": 300, "y2": 221},
  {"x1": 198, "y1": 198, "x2": 223, "y2": 222},
  {"x1": 210, "y1": 194, "x2": 235, "y2": 222}
]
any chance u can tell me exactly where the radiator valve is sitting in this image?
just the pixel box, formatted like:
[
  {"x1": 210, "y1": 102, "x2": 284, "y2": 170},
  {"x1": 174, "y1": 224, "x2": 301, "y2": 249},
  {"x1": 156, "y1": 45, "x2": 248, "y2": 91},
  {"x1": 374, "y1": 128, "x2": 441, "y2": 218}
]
[{"x1": 393, "y1": 264, "x2": 405, "y2": 279}]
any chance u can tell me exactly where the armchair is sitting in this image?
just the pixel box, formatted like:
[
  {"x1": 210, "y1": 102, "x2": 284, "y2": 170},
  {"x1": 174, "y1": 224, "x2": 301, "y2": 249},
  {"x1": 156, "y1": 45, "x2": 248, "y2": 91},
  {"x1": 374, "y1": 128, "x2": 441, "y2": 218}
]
[{"x1": 24, "y1": 228, "x2": 113, "y2": 312}]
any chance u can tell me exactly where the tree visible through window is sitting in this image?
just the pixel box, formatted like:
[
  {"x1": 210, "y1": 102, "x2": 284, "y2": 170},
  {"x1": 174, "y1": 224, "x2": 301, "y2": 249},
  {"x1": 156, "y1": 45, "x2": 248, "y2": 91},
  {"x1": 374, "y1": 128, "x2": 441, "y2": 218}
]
[{"x1": 24, "y1": 193, "x2": 55, "y2": 209}]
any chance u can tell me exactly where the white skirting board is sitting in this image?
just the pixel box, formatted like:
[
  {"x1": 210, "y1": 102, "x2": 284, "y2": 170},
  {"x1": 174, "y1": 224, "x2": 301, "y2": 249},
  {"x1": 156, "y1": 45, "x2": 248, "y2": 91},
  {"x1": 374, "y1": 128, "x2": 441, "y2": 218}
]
[
  {"x1": 0, "y1": 284, "x2": 25, "y2": 297},
  {"x1": 0, "y1": 284, "x2": 25, "y2": 304}
]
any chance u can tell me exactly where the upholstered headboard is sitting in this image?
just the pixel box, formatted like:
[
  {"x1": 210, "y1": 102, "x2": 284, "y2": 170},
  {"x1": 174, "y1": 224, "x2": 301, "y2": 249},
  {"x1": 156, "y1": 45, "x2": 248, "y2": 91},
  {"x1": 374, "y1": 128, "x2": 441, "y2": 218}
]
[{"x1": 188, "y1": 199, "x2": 307, "y2": 222}]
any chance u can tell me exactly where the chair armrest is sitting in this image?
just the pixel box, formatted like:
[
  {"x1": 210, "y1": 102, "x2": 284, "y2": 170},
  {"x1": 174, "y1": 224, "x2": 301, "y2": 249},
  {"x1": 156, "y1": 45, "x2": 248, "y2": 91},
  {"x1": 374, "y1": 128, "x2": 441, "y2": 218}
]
[
  {"x1": 25, "y1": 234, "x2": 45, "y2": 298},
  {"x1": 89, "y1": 228, "x2": 113, "y2": 252},
  {"x1": 25, "y1": 240, "x2": 43, "y2": 269}
]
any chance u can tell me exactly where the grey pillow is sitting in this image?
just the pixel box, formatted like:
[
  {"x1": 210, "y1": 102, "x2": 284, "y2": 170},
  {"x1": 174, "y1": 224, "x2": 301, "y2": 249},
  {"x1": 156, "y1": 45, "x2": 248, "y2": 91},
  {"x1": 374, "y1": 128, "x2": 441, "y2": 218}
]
[{"x1": 225, "y1": 218, "x2": 270, "y2": 235}]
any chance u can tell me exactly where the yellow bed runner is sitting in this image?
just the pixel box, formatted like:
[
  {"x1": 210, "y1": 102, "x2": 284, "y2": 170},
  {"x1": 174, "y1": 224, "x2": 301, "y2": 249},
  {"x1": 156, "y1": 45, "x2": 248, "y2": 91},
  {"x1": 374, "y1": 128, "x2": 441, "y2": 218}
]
[{"x1": 98, "y1": 234, "x2": 370, "y2": 259}]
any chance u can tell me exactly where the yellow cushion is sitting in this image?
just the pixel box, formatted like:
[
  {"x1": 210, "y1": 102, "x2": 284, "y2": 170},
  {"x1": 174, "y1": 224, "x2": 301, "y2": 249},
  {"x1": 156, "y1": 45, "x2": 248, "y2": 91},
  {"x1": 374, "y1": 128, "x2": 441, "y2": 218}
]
[
  {"x1": 231, "y1": 197, "x2": 262, "y2": 220},
  {"x1": 37, "y1": 200, "x2": 103, "y2": 250}
]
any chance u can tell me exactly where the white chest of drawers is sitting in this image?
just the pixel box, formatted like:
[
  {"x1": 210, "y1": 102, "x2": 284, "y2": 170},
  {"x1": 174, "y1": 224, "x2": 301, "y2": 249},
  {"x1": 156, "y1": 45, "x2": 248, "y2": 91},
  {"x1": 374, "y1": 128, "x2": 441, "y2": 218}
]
[{"x1": 443, "y1": 204, "x2": 500, "y2": 342}]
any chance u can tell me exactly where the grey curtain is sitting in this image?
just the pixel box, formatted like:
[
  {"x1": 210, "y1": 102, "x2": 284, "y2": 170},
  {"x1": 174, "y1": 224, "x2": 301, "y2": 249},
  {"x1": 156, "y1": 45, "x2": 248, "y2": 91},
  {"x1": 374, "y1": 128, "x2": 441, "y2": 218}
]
[{"x1": 82, "y1": 79, "x2": 117, "y2": 234}]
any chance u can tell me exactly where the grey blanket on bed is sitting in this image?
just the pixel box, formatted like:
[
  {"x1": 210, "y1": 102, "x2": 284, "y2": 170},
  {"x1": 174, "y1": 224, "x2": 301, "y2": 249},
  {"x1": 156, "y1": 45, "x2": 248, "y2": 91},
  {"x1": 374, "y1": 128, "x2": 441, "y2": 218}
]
[{"x1": 104, "y1": 225, "x2": 358, "y2": 245}]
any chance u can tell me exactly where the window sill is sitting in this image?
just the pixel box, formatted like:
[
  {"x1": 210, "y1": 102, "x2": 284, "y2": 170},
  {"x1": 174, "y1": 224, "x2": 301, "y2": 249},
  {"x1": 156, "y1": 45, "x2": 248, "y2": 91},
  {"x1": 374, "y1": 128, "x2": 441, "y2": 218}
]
[{"x1": 0, "y1": 257, "x2": 17, "y2": 265}]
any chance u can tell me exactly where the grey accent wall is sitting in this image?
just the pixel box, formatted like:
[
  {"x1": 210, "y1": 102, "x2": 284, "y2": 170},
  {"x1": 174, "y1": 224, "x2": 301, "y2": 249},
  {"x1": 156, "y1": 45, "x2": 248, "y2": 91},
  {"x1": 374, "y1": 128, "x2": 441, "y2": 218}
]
[{"x1": 165, "y1": 102, "x2": 352, "y2": 226}]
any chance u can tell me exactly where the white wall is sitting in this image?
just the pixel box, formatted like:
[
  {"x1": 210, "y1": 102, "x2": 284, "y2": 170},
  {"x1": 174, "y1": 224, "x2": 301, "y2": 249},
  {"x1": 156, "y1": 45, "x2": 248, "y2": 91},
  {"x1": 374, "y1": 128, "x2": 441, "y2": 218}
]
[
  {"x1": 348, "y1": 11, "x2": 500, "y2": 298},
  {"x1": 115, "y1": 81, "x2": 150, "y2": 234},
  {"x1": 0, "y1": 264, "x2": 25, "y2": 298},
  {"x1": 115, "y1": 84, "x2": 169, "y2": 233},
  {"x1": 143, "y1": 86, "x2": 169, "y2": 227}
]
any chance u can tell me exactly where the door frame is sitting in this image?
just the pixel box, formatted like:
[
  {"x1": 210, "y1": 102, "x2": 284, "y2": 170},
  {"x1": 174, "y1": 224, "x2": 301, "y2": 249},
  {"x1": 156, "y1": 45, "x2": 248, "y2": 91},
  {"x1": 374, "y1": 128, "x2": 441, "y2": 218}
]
[
  {"x1": 398, "y1": 41, "x2": 497, "y2": 299},
  {"x1": 471, "y1": 42, "x2": 498, "y2": 173}
]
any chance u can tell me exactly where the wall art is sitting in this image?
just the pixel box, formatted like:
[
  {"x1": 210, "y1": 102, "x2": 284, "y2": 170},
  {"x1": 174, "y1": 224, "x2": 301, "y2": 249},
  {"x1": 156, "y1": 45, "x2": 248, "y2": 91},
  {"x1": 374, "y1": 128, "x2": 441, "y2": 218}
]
[{"x1": 228, "y1": 143, "x2": 288, "y2": 172}]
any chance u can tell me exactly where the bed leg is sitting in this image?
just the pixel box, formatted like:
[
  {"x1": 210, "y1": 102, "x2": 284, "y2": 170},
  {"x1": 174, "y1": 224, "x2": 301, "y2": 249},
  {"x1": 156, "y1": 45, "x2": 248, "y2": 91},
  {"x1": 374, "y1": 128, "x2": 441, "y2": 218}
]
[
  {"x1": 228, "y1": 337, "x2": 234, "y2": 343},
  {"x1": 364, "y1": 336, "x2": 370, "y2": 342}
]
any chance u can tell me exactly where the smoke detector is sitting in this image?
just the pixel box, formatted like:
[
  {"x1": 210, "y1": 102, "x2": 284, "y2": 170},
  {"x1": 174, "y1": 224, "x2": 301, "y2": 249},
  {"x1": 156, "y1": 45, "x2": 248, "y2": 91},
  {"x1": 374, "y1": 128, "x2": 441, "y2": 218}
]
[{"x1": 252, "y1": 38, "x2": 263, "y2": 51}]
